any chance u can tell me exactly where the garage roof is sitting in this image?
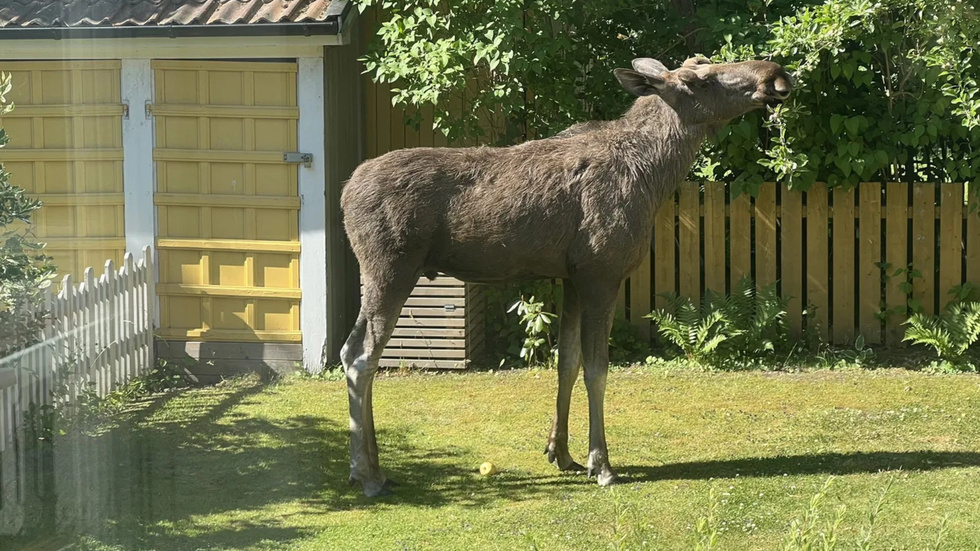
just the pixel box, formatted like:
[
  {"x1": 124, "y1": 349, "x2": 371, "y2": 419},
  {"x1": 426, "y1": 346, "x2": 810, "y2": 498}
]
[{"x1": 0, "y1": 0, "x2": 351, "y2": 37}]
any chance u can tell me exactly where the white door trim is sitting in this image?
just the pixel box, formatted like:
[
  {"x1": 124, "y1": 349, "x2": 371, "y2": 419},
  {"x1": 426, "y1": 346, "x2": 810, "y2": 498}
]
[
  {"x1": 297, "y1": 56, "x2": 328, "y2": 372},
  {"x1": 120, "y1": 58, "x2": 160, "y2": 328}
]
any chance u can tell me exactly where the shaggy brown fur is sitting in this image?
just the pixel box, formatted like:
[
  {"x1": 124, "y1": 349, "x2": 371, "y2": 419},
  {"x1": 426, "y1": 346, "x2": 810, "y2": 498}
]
[{"x1": 340, "y1": 57, "x2": 792, "y2": 497}]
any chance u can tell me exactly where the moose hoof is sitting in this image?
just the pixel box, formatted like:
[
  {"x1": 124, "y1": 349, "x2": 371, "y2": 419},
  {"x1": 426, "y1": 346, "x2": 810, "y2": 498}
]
[
  {"x1": 560, "y1": 461, "x2": 587, "y2": 473},
  {"x1": 545, "y1": 444, "x2": 586, "y2": 472},
  {"x1": 587, "y1": 464, "x2": 621, "y2": 486},
  {"x1": 350, "y1": 474, "x2": 393, "y2": 497},
  {"x1": 362, "y1": 480, "x2": 394, "y2": 498},
  {"x1": 596, "y1": 471, "x2": 621, "y2": 487}
]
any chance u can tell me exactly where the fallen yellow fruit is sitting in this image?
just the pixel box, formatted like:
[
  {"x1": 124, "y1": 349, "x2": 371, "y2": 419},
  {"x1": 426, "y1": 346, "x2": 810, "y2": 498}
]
[{"x1": 479, "y1": 462, "x2": 498, "y2": 476}]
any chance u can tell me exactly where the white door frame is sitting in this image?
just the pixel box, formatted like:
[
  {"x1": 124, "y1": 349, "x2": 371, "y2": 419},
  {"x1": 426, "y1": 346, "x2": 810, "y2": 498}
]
[
  {"x1": 297, "y1": 56, "x2": 328, "y2": 372},
  {"x1": 121, "y1": 55, "x2": 329, "y2": 372}
]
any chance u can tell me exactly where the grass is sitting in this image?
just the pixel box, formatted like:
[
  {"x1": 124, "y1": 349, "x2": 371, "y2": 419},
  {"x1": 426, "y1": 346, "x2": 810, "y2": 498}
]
[{"x1": 22, "y1": 366, "x2": 980, "y2": 550}]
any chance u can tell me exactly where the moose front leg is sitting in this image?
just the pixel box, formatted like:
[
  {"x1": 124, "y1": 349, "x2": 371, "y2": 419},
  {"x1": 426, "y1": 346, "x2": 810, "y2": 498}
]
[
  {"x1": 546, "y1": 278, "x2": 586, "y2": 472},
  {"x1": 578, "y1": 280, "x2": 621, "y2": 487}
]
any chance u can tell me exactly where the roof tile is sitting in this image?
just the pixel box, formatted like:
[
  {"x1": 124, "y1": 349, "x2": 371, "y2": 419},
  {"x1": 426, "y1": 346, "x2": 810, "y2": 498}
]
[{"x1": 0, "y1": 0, "x2": 337, "y2": 27}]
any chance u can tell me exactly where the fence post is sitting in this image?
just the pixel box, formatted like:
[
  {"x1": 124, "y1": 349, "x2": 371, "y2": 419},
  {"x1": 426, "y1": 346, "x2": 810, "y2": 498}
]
[
  {"x1": 109, "y1": 259, "x2": 121, "y2": 395},
  {"x1": 143, "y1": 246, "x2": 155, "y2": 375},
  {"x1": 122, "y1": 253, "x2": 135, "y2": 382}
]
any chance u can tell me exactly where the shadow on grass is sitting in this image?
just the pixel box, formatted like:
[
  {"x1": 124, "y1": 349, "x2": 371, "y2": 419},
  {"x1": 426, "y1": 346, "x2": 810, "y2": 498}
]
[
  {"x1": 37, "y1": 378, "x2": 580, "y2": 551},
  {"x1": 45, "y1": 377, "x2": 980, "y2": 551},
  {"x1": 619, "y1": 450, "x2": 980, "y2": 482}
]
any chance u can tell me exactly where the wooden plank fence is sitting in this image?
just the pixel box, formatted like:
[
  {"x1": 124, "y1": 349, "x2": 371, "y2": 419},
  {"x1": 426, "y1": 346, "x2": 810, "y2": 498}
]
[
  {"x1": 0, "y1": 246, "x2": 154, "y2": 535},
  {"x1": 620, "y1": 182, "x2": 974, "y2": 346}
]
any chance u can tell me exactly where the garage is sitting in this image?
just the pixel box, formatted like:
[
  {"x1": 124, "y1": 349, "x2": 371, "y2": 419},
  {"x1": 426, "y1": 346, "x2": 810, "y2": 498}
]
[{"x1": 0, "y1": 0, "x2": 363, "y2": 377}]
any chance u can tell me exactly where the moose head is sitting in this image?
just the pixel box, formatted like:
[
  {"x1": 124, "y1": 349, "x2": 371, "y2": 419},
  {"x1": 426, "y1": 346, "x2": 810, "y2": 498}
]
[{"x1": 615, "y1": 56, "x2": 793, "y2": 125}]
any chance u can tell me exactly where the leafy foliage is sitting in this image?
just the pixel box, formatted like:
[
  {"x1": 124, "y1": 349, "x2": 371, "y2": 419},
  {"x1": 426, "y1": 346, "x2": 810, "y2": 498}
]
[
  {"x1": 813, "y1": 335, "x2": 876, "y2": 369},
  {"x1": 484, "y1": 280, "x2": 561, "y2": 366},
  {"x1": 24, "y1": 356, "x2": 192, "y2": 444},
  {"x1": 903, "y1": 300, "x2": 980, "y2": 370},
  {"x1": 758, "y1": 0, "x2": 980, "y2": 193},
  {"x1": 0, "y1": 72, "x2": 55, "y2": 357},
  {"x1": 646, "y1": 278, "x2": 790, "y2": 367},
  {"x1": 360, "y1": 0, "x2": 980, "y2": 195},
  {"x1": 721, "y1": 277, "x2": 791, "y2": 357},
  {"x1": 359, "y1": 0, "x2": 688, "y2": 144},
  {"x1": 508, "y1": 295, "x2": 558, "y2": 366}
]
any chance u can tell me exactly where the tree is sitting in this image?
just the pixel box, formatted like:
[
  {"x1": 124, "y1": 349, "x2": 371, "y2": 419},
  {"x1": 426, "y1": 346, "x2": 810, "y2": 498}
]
[
  {"x1": 0, "y1": 72, "x2": 56, "y2": 357},
  {"x1": 360, "y1": 0, "x2": 980, "y2": 195}
]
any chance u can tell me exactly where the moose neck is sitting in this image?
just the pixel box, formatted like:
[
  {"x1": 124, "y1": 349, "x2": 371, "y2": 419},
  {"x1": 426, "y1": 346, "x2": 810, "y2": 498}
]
[{"x1": 619, "y1": 95, "x2": 711, "y2": 205}]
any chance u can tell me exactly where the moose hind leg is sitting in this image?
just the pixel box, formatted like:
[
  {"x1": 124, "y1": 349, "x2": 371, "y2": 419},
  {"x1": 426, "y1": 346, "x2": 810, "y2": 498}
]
[
  {"x1": 344, "y1": 274, "x2": 417, "y2": 497},
  {"x1": 578, "y1": 279, "x2": 622, "y2": 487},
  {"x1": 546, "y1": 278, "x2": 586, "y2": 472}
]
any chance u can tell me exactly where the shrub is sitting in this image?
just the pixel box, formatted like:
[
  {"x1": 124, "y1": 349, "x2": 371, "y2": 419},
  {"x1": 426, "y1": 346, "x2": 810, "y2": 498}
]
[
  {"x1": 484, "y1": 280, "x2": 561, "y2": 367},
  {"x1": 608, "y1": 318, "x2": 650, "y2": 364},
  {"x1": 360, "y1": 0, "x2": 980, "y2": 196},
  {"x1": 486, "y1": 281, "x2": 648, "y2": 367},
  {"x1": 646, "y1": 294, "x2": 730, "y2": 366}
]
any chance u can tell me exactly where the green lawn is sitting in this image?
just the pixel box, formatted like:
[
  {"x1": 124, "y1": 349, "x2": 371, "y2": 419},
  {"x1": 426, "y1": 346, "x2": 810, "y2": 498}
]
[{"x1": 44, "y1": 367, "x2": 980, "y2": 550}]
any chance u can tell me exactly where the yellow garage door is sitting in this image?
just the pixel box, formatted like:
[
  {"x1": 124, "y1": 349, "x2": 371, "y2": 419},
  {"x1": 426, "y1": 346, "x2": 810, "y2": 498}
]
[
  {"x1": 152, "y1": 60, "x2": 301, "y2": 343},
  {"x1": 0, "y1": 61, "x2": 125, "y2": 280}
]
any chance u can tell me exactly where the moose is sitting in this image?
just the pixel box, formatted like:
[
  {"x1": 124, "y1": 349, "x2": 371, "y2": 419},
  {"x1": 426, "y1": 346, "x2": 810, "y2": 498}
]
[{"x1": 340, "y1": 56, "x2": 793, "y2": 496}]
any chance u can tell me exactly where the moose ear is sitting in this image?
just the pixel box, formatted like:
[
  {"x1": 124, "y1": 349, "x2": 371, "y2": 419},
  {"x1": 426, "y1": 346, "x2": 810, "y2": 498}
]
[
  {"x1": 631, "y1": 58, "x2": 669, "y2": 77},
  {"x1": 614, "y1": 68, "x2": 666, "y2": 97}
]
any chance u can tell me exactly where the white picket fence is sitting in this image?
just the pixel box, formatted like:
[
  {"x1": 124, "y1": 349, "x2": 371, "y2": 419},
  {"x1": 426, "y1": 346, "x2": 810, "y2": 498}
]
[{"x1": 0, "y1": 247, "x2": 155, "y2": 533}]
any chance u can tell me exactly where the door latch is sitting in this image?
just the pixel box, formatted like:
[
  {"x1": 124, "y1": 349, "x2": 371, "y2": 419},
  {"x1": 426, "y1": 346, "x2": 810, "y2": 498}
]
[{"x1": 283, "y1": 152, "x2": 313, "y2": 167}]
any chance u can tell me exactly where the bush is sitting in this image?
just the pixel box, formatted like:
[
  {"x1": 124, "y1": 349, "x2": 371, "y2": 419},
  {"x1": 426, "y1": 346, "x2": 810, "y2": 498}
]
[
  {"x1": 756, "y1": 0, "x2": 980, "y2": 193},
  {"x1": 485, "y1": 280, "x2": 649, "y2": 367},
  {"x1": 0, "y1": 72, "x2": 55, "y2": 357},
  {"x1": 361, "y1": 0, "x2": 980, "y2": 196}
]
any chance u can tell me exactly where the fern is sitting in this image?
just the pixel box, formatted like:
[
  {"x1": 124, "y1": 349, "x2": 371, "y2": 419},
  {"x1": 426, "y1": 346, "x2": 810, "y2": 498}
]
[
  {"x1": 647, "y1": 293, "x2": 728, "y2": 365},
  {"x1": 721, "y1": 278, "x2": 790, "y2": 359},
  {"x1": 904, "y1": 301, "x2": 980, "y2": 368},
  {"x1": 727, "y1": 279, "x2": 790, "y2": 357},
  {"x1": 646, "y1": 278, "x2": 790, "y2": 367}
]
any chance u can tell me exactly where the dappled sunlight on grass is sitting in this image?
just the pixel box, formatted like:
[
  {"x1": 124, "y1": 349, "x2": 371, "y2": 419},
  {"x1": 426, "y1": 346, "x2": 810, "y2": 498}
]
[{"x1": 23, "y1": 369, "x2": 980, "y2": 550}]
